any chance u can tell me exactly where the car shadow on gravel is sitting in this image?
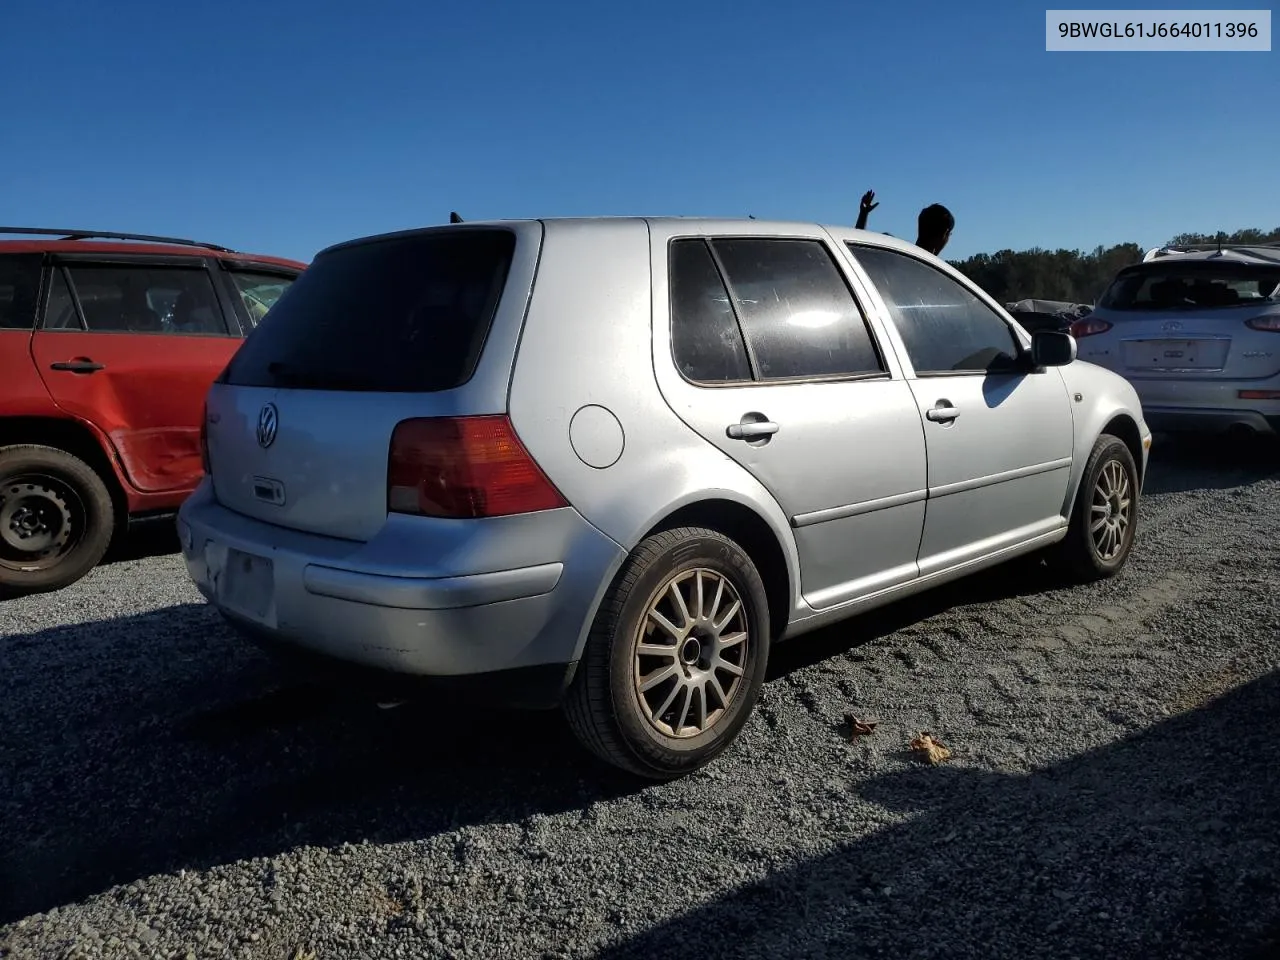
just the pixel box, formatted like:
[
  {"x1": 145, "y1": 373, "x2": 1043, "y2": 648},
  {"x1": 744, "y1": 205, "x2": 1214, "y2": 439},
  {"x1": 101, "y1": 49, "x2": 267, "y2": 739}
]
[
  {"x1": 0, "y1": 603, "x2": 634, "y2": 924},
  {"x1": 596, "y1": 669, "x2": 1280, "y2": 960},
  {"x1": 1144, "y1": 434, "x2": 1280, "y2": 496},
  {"x1": 0, "y1": 550, "x2": 1123, "y2": 924},
  {"x1": 101, "y1": 518, "x2": 180, "y2": 565},
  {"x1": 768, "y1": 557, "x2": 1063, "y2": 681}
]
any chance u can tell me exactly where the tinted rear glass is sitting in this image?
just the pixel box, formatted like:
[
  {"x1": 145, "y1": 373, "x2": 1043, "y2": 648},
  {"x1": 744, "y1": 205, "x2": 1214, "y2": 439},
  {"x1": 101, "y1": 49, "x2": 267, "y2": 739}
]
[
  {"x1": 0, "y1": 254, "x2": 42, "y2": 330},
  {"x1": 1099, "y1": 262, "x2": 1280, "y2": 311},
  {"x1": 224, "y1": 230, "x2": 516, "y2": 392}
]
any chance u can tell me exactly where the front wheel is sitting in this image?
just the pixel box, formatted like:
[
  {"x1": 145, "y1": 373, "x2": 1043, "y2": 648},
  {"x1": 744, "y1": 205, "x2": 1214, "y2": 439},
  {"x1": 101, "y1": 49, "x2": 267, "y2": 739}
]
[
  {"x1": 0, "y1": 444, "x2": 116, "y2": 598},
  {"x1": 1048, "y1": 433, "x2": 1139, "y2": 582},
  {"x1": 564, "y1": 526, "x2": 771, "y2": 779}
]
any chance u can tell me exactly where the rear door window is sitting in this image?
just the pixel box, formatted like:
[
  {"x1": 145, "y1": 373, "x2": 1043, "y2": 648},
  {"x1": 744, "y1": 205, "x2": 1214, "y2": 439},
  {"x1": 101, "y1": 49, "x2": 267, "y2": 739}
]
[
  {"x1": 50, "y1": 263, "x2": 230, "y2": 336},
  {"x1": 707, "y1": 238, "x2": 884, "y2": 381},
  {"x1": 850, "y1": 245, "x2": 1021, "y2": 375},
  {"x1": 0, "y1": 254, "x2": 42, "y2": 330},
  {"x1": 224, "y1": 230, "x2": 516, "y2": 392}
]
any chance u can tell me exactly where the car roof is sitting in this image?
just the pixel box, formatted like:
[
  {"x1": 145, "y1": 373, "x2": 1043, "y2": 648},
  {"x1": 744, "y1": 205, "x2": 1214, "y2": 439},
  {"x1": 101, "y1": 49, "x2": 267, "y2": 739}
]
[
  {"x1": 0, "y1": 229, "x2": 307, "y2": 271},
  {"x1": 1140, "y1": 245, "x2": 1280, "y2": 267},
  {"x1": 319, "y1": 216, "x2": 926, "y2": 259}
]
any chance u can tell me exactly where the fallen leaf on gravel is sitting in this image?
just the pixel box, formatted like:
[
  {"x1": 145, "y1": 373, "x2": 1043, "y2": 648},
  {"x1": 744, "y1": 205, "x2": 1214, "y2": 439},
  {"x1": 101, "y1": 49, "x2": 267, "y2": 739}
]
[
  {"x1": 843, "y1": 713, "x2": 879, "y2": 739},
  {"x1": 909, "y1": 732, "x2": 951, "y2": 765},
  {"x1": 292, "y1": 948, "x2": 316, "y2": 960}
]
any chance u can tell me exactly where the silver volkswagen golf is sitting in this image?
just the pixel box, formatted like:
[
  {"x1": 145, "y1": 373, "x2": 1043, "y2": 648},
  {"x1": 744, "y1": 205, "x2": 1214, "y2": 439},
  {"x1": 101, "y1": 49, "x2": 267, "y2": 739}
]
[{"x1": 179, "y1": 218, "x2": 1151, "y2": 778}]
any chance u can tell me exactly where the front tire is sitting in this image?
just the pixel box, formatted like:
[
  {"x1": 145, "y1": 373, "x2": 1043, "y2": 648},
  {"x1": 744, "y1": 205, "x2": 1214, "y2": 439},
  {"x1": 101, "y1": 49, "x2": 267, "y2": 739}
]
[
  {"x1": 1048, "y1": 433, "x2": 1139, "y2": 582},
  {"x1": 0, "y1": 444, "x2": 116, "y2": 598},
  {"x1": 564, "y1": 526, "x2": 771, "y2": 779}
]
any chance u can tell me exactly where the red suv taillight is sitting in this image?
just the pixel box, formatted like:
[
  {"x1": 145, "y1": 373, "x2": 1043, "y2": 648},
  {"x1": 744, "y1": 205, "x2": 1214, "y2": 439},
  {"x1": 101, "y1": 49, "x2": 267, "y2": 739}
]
[
  {"x1": 1069, "y1": 318, "x2": 1113, "y2": 338},
  {"x1": 387, "y1": 415, "x2": 567, "y2": 519},
  {"x1": 199, "y1": 402, "x2": 211, "y2": 474},
  {"x1": 1245, "y1": 316, "x2": 1280, "y2": 332}
]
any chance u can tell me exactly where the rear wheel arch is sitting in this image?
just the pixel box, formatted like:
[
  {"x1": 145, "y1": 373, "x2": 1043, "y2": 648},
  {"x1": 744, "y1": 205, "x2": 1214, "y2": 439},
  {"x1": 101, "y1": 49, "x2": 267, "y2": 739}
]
[
  {"x1": 639, "y1": 498, "x2": 793, "y2": 641},
  {"x1": 0, "y1": 416, "x2": 129, "y2": 529}
]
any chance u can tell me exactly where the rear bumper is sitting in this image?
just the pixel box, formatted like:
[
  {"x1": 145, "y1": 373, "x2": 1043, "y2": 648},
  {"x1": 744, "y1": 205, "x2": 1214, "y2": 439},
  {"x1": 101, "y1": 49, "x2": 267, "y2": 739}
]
[
  {"x1": 177, "y1": 481, "x2": 624, "y2": 700},
  {"x1": 1143, "y1": 407, "x2": 1278, "y2": 436},
  {"x1": 1130, "y1": 376, "x2": 1280, "y2": 435}
]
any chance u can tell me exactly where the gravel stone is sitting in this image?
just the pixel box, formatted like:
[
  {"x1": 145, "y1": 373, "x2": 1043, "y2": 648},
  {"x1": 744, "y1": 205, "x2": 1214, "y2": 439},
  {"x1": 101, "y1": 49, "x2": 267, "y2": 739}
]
[{"x1": 0, "y1": 440, "x2": 1278, "y2": 959}]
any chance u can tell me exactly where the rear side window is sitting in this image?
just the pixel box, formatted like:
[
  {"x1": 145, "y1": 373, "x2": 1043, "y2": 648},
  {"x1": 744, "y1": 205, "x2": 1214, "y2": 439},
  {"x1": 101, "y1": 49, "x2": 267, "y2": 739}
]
[
  {"x1": 0, "y1": 255, "x2": 42, "y2": 330},
  {"x1": 229, "y1": 270, "x2": 297, "y2": 328},
  {"x1": 850, "y1": 245, "x2": 1020, "y2": 375},
  {"x1": 707, "y1": 238, "x2": 883, "y2": 381},
  {"x1": 225, "y1": 230, "x2": 516, "y2": 392},
  {"x1": 669, "y1": 240, "x2": 752, "y2": 383},
  {"x1": 50, "y1": 264, "x2": 229, "y2": 335},
  {"x1": 1099, "y1": 263, "x2": 1280, "y2": 311}
]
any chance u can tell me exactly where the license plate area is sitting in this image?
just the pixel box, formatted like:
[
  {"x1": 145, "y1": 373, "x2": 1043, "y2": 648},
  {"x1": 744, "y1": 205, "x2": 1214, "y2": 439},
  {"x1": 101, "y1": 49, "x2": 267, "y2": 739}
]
[
  {"x1": 216, "y1": 546, "x2": 276, "y2": 625},
  {"x1": 1122, "y1": 338, "x2": 1228, "y2": 371}
]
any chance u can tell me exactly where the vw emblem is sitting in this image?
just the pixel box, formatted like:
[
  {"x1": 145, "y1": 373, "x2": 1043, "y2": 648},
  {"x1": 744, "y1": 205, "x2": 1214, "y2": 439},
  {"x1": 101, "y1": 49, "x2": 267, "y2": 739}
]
[
  {"x1": 1161, "y1": 320, "x2": 1183, "y2": 332},
  {"x1": 256, "y1": 403, "x2": 279, "y2": 449}
]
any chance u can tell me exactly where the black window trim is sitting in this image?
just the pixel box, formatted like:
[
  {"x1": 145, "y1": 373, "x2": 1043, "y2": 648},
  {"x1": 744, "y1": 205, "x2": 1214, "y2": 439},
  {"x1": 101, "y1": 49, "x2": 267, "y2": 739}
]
[
  {"x1": 844, "y1": 240, "x2": 1030, "y2": 379},
  {"x1": 667, "y1": 234, "x2": 892, "y2": 389},
  {"x1": 218, "y1": 257, "x2": 304, "y2": 279},
  {"x1": 701, "y1": 238, "x2": 760, "y2": 383},
  {"x1": 38, "y1": 256, "x2": 238, "y2": 338}
]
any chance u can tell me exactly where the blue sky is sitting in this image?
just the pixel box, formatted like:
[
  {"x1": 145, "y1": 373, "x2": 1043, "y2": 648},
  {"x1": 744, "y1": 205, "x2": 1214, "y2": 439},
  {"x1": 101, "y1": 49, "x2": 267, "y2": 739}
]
[{"x1": 4, "y1": 0, "x2": 1276, "y2": 262}]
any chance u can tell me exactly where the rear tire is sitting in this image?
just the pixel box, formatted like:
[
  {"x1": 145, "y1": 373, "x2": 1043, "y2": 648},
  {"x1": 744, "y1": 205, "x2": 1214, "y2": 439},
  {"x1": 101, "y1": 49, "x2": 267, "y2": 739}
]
[
  {"x1": 1047, "y1": 433, "x2": 1139, "y2": 582},
  {"x1": 0, "y1": 444, "x2": 116, "y2": 598},
  {"x1": 564, "y1": 526, "x2": 771, "y2": 780}
]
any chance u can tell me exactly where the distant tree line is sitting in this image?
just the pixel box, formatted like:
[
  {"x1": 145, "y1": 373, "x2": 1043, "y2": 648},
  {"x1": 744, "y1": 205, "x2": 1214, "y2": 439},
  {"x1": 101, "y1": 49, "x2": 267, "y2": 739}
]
[{"x1": 948, "y1": 226, "x2": 1280, "y2": 305}]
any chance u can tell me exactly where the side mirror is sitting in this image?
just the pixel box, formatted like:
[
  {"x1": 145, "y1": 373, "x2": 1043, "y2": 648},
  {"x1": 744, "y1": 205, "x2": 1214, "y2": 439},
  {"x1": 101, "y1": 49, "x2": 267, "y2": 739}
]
[{"x1": 1031, "y1": 329, "x2": 1077, "y2": 367}]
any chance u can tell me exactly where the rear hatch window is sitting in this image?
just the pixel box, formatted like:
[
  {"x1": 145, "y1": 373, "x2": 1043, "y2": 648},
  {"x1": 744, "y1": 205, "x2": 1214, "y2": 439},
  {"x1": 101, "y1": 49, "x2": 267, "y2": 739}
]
[
  {"x1": 1099, "y1": 262, "x2": 1280, "y2": 313},
  {"x1": 224, "y1": 229, "x2": 516, "y2": 392}
]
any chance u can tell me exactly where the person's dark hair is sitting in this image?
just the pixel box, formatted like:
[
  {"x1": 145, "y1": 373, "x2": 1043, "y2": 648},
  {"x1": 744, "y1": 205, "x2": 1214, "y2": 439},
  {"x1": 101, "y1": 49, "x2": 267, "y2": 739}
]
[
  {"x1": 918, "y1": 203, "x2": 955, "y2": 237},
  {"x1": 916, "y1": 203, "x2": 955, "y2": 255}
]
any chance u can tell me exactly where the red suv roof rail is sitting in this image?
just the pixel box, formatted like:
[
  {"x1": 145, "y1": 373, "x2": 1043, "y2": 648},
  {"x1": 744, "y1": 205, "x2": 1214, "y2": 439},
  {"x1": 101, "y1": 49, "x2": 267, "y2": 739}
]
[{"x1": 0, "y1": 225, "x2": 234, "y2": 253}]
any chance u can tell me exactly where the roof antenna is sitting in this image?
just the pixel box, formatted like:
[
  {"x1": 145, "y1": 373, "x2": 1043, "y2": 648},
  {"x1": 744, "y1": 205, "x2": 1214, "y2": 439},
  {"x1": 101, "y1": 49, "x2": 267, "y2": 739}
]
[{"x1": 449, "y1": 211, "x2": 464, "y2": 223}]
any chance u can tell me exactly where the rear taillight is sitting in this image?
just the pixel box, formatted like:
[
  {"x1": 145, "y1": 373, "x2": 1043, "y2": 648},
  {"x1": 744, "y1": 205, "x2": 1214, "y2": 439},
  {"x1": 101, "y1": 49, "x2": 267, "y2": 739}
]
[
  {"x1": 387, "y1": 415, "x2": 567, "y2": 519},
  {"x1": 1245, "y1": 316, "x2": 1280, "y2": 332},
  {"x1": 1069, "y1": 318, "x2": 1113, "y2": 338},
  {"x1": 199, "y1": 402, "x2": 211, "y2": 474}
]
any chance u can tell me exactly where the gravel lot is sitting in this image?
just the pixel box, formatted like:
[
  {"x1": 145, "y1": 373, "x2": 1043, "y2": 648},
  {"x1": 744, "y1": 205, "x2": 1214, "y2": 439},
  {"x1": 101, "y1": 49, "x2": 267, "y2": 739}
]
[{"x1": 2, "y1": 438, "x2": 1278, "y2": 960}]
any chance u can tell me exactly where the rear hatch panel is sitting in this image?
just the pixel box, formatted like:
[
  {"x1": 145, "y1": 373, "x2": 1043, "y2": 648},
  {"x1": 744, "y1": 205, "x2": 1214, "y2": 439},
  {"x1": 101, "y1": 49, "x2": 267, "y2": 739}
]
[
  {"x1": 205, "y1": 222, "x2": 543, "y2": 542},
  {"x1": 1095, "y1": 310, "x2": 1280, "y2": 380}
]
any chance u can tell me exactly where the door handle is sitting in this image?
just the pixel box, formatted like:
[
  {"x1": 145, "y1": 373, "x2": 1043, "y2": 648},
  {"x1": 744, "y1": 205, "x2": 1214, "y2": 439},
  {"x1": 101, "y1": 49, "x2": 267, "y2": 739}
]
[
  {"x1": 926, "y1": 402, "x2": 960, "y2": 423},
  {"x1": 726, "y1": 417, "x2": 780, "y2": 441},
  {"x1": 50, "y1": 358, "x2": 105, "y2": 374}
]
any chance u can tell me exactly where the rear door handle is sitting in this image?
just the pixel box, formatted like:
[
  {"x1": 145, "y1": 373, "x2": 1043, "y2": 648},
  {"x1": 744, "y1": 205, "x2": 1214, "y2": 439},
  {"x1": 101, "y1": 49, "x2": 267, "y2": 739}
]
[
  {"x1": 926, "y1": 402, "x2": 960, "y2": 423},
  {"x1": 50, "y1": 358, "x2": 105, "y2": 374},
  {"x1": 726, "y1": 419, "x2": 780, "y2": 440}
]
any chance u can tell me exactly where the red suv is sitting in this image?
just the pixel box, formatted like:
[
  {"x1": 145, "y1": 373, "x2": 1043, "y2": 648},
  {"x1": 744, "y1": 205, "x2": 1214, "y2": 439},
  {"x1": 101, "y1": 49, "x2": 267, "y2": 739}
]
[{"x1": 0, "y1": 227, "x2": 306, "y2": 596}]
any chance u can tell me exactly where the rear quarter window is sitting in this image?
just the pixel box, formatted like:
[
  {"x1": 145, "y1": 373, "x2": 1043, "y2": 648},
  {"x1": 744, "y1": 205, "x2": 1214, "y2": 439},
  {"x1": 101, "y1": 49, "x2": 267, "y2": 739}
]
[
  {"x1": 224, "y1": 230, "x2": 516, "y2": 392},
  {"x1": 0, "y1": 255, "x2": 43, "y2": 330}
]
